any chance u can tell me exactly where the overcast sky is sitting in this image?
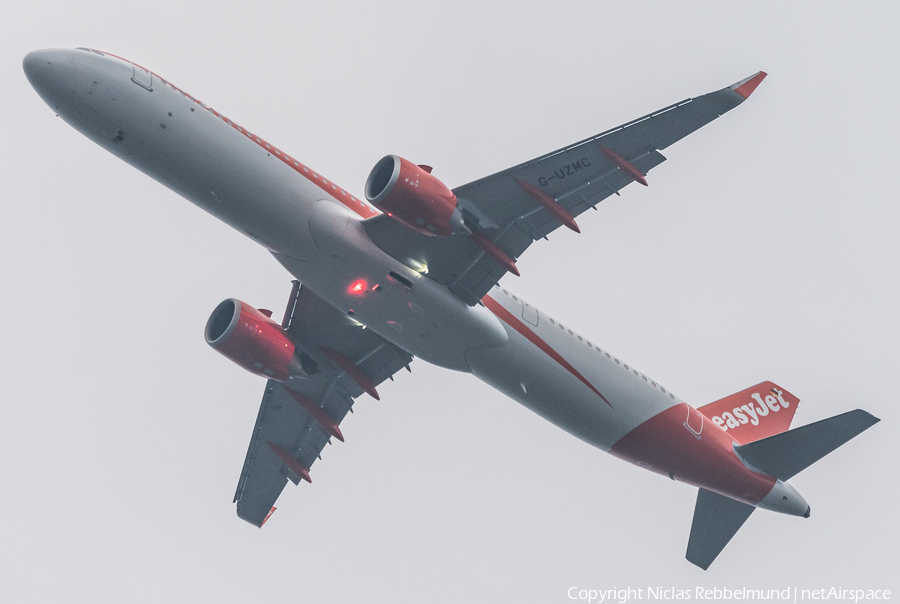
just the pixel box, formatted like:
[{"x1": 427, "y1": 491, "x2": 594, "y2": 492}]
[{"x1": 2, "y1": 2, "x2": 897, "y2": 602}]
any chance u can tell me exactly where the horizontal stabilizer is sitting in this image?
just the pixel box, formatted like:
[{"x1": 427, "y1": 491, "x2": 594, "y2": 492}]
[
  {"x1": 735, "y1": 409, "x2": 880, "y2": 481},
  {"x1": 686, "y1": 488, "x2": 755, "y2": 570}
]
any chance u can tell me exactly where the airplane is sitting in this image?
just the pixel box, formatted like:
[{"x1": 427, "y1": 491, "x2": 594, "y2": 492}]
[{"x1": 23, "y1": 47, "x2": 880, "y2": 569}]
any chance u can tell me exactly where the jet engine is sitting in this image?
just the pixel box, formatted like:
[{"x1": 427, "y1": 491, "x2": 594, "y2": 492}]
[
  {"x1": 205, "y1": 299, "x2": 304, "y2": 381},
  {"x1": 365, "y1": 155, "x2": 468, "y2": 237}
]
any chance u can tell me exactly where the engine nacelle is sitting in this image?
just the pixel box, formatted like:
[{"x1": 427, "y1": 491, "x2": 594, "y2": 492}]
[
  {"x1": 205, "y1": 299, "x2": 303, "y2": 382},
  {"x1": 365, "y1": 155, "x2": 467, "y2": 237}
]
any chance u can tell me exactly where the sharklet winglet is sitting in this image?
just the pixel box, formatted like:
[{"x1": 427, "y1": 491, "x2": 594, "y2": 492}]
[{"x1": 731, "y1": 71, "x2": 768, "y2": 99}]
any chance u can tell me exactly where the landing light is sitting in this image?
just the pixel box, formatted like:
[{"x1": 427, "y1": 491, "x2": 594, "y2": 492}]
[{"x1": 408, "y1": 259, "x2": 429, "y2": 274}]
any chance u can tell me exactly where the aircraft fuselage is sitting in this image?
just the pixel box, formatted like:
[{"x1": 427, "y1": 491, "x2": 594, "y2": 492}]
[{"x1": 23, "y1": 47, "x2": 809, "y2": 519}]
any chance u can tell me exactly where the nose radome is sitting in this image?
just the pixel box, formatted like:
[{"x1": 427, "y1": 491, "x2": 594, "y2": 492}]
[
  {"x1": 23, "y1": 49, "x2": 53, "y2": 83},
  {"x1": 23, "y1": 49, "x2": 64, "y2": 100}
]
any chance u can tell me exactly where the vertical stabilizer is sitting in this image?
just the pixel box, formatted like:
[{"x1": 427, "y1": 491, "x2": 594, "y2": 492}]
[
  {"x1": 686, "y1": 489, "x2": 755, "y2": 570},
  {"x1": 697, "y1": 382, "x2": 799, "y2": 444}
]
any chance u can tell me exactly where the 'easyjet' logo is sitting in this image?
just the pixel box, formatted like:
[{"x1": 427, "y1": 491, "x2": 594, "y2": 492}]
[{"x1": 710, "y1": 390, "x2": 790, "y2": 431}]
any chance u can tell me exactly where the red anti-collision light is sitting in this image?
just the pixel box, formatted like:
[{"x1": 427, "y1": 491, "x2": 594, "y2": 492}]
[{"x1": 349, "y1": 280, "x2": 367, "y2": 294}]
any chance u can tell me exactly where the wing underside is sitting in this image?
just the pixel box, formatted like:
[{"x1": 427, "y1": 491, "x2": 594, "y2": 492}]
[
  {"x1": 233, "y1": 281, "x2": 413, "y2": 526},
  {"x1": 365, "y1": 72, "x2": 766, "y2": 305}
]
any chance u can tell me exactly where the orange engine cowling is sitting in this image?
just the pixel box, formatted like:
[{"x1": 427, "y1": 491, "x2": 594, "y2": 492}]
[
  {"x1": 365, "y1": 155, "x2": 467, "y2": 237},
  {"x1": 205, "y1": 299, "x2": 302, "y2": 381}
]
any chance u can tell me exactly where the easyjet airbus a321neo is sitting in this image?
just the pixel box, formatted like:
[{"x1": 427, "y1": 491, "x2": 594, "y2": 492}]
[{"x1": 24, "y1": 48, "x2": 879, "y2": 569}]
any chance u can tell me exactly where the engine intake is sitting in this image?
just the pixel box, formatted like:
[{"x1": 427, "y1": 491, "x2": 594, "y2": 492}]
[
  {"x1": 205, "y1": 299, "x2": 303, "y2": 381},
  {"x1": 365, "y1": 155, "x2": 467, "y2": 237}
]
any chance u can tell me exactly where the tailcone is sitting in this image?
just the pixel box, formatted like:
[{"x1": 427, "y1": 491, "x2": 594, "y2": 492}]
[{"x1": 756, "y1": 479, "x2": 809, "y2": 517}]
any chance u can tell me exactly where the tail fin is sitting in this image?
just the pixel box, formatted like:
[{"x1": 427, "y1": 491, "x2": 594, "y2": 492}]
[
  {"x1": 686, "y1": 489, "x2": 755, "y2": 570},
  {"x1": 687, "y1": 408, "x2": 880, "y2": 569},
  {"x1": 698, "y1": 381, "x2": 799, "y2": 444},
  {"x1": 734, "y1": 409, "x2": 880, "y2": 481}
]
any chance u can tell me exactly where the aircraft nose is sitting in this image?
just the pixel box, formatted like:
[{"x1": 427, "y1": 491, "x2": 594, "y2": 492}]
[
  {"x1": 23, "y1": 49, "x2": 84, "y2": 114},
  {"x1": 23, "y1": 49, "x2": 57, "y2": 93}
]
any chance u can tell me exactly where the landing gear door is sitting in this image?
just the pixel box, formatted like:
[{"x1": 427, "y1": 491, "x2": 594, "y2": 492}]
[{"x1": 131, "y1": 63, "x2": 152, "y2": 91}]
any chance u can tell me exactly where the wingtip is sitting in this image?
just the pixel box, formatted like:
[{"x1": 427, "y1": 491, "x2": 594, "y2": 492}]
[
  {"x1": 860, "y1": 409, "x2": 881, "y2": 424},
  {"x1": 686, "y1": 554, "x2": 712, "y2": 571},
  {"x1": 237, "y1": 506, "x2": 269, "y2": 528},
  {"x1": 260, "y1": 506, "x2": 276, "y2": 527},
  {"x1": 731, "y1": 71, "x2": 768, "y2": 99}
]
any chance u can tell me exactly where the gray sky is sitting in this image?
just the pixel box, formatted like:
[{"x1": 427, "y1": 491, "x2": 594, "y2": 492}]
[{"x1": 2, "y1": 1, "x2": 897, "y2": 602}]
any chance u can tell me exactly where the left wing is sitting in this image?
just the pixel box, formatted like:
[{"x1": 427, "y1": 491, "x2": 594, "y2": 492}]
[
  {"x1": 233, "y1": 281, "x2": 413, "y2": 526},
  {"x1": 364, "y1": 72, "x2": 767, "y2": 305}
]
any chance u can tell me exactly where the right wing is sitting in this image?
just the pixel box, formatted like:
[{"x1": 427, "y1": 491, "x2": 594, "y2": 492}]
[
  {"x1": 365, "y1": 72, "x2": 767, "y2": 306},
  {"x1": 233, "y1": 281, "x2": 413, "y2": 526}
]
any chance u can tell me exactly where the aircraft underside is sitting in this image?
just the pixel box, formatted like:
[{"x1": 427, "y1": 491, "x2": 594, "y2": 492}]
[{"x1": 23, "y1": 47, "x2": 879, "y2": 569}]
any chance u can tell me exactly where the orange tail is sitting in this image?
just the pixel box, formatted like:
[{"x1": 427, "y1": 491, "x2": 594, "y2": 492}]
[{"x1": 697, "y1": 382, "x2": 799, "y2": 444}]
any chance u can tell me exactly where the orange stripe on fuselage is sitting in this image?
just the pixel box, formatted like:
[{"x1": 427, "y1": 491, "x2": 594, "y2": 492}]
[
  {"x1": 482, "y1": 295, "x2": 612, "y2": 409},
  {"x1": 609, "y1": 403, "x2": 776, "y2": 505}
]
